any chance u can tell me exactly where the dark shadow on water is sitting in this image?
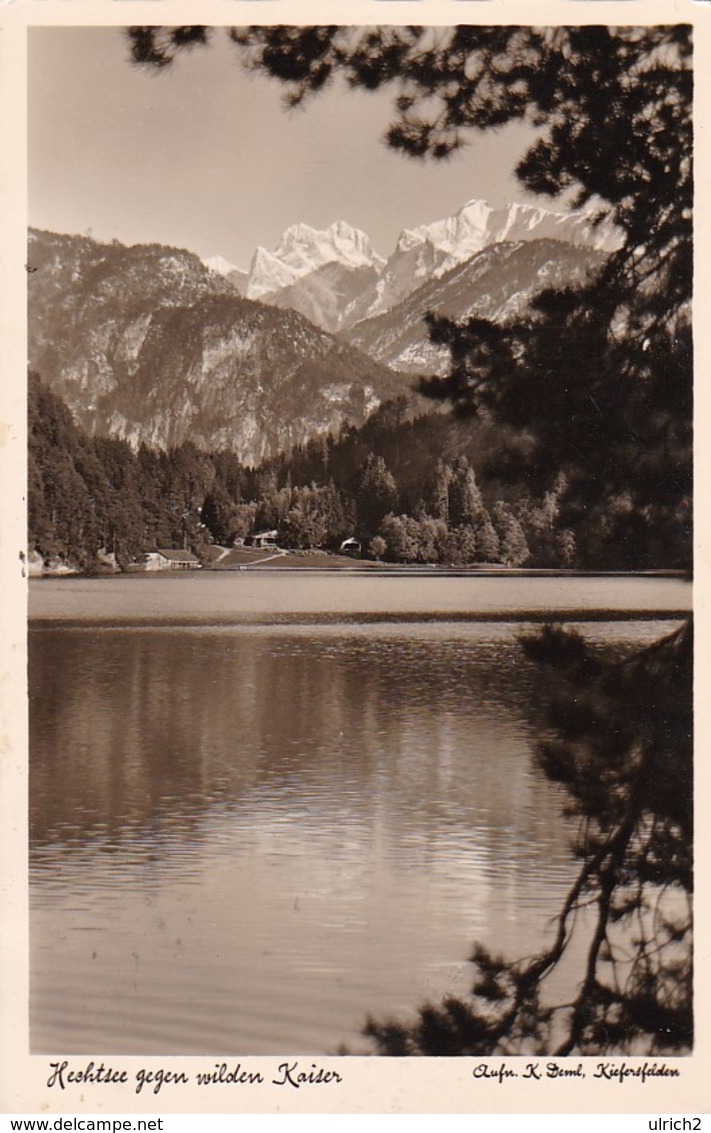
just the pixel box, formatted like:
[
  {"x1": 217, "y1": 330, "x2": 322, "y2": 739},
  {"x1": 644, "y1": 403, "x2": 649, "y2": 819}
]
[{"x1": 364, "y1": 619, "x2": 693, "y2": 1056}]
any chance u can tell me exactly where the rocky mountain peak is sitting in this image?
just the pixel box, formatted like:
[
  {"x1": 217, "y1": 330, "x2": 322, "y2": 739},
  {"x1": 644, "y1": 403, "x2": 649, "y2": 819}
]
[
  {"x1": 247, "y1": 219, "x2": 385, "y2": 301},
  {"x1": 395, "y1": 197, "x2": 620, "y2": 270}
]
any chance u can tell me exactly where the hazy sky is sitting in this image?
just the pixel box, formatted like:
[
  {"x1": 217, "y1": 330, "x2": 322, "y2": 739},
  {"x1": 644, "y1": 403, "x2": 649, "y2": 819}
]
[{"x1": 29, "y1": 26, "x2": 551, "y2": 269}]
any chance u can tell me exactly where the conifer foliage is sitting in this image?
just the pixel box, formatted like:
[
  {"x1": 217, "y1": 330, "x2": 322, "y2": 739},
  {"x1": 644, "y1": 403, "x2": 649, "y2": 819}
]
[
  {"x1": 29, "y1": 375, "x2": 578, "y2": 569},
  {"x1": 365, "y1": 621, "x2": 693, "y2": 1056}
]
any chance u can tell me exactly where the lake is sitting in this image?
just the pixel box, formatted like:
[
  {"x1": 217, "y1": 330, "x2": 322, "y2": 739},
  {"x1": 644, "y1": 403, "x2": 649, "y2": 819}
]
[{"x1": 28, "y1": 572, "x2": 690, "y2": 1054}]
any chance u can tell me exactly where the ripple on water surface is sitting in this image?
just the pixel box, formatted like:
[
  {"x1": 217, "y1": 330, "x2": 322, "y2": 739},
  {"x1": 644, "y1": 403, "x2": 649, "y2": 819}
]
[{"x1": 29, "y1": 600, "x2": 688, "y2": 1053}]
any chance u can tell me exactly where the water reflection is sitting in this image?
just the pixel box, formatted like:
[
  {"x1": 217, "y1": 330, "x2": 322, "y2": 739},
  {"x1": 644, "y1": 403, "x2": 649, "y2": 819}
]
[
  {"x1": 31, "y1": 625, "x2": 549, "y2": 850},
  {"x1": 29, "y1": 618, "x2": 674, "y2": 1054}
]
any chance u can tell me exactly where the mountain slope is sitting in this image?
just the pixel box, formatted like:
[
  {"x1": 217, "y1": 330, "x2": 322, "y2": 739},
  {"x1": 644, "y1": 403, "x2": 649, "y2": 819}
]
[
  {"x1": 28, "y1": 229, "x2": 408, "y2": 463},
  {"x1": 264, "y1": 260, "x2": 382, "y2": 334},
  {"x1": 344, "y1": 238, "x2": 606, "y2": 374}
]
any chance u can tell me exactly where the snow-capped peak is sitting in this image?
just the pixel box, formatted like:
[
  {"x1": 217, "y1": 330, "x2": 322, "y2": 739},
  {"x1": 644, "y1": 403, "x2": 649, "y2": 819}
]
[
  {"x1": 247, "y1": 219, "x2": 385, "y2": 300},
  {"x1": 213, "y1": 196, "x2": 621, "y2": 324},
  {"x1": 359, "y1": 198, "x2": 621, "y2": 320},
  {"x1": 396, "y1": 198, "x2": 620, "y2": 271},
  {"x1": 203, "y1": 254, "x2": 245, "y2": 277}
]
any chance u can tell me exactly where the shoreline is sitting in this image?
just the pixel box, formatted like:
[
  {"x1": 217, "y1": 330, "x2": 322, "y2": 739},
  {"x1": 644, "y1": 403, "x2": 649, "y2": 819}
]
[{"x1": 29, "y1": 566, "x2": 691, "y2": 580}]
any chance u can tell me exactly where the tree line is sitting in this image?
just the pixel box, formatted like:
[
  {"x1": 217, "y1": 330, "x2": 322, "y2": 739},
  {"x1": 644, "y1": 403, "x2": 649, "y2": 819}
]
[{"x1": 31, "y1": 371, "x2": 651, "y2": 571}]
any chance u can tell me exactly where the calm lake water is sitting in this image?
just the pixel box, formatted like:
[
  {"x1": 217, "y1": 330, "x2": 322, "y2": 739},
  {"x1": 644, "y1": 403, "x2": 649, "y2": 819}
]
[{"x1": 29, "y1": 573, "x2": 690, "y2": 1054}]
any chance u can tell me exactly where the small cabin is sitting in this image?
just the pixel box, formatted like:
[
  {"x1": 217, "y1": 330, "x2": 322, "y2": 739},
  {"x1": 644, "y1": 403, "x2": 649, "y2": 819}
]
[
  {"x1": 143, "y1": 549, "x2": 202, "y2": 571},
  {"x1": 245, "y1": 530, "x2": 279, "y2": 550}
]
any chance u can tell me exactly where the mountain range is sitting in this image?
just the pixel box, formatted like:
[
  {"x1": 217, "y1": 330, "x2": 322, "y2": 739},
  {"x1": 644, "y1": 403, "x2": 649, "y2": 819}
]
[
  {"x1": 205, "y1": 198, "x2": 619, "y2": 334},
  {"x1": 28, "y1": 229, "x2": 408, "y2": 464},
  {"x1": 28, "y1": 198, "x2": 614, "y2": 462}
]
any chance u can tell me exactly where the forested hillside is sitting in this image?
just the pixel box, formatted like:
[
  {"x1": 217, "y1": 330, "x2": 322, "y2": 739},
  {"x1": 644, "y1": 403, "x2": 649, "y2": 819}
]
[{"x1": 29, "y1": 372, "x2": 686, "y2": 571}]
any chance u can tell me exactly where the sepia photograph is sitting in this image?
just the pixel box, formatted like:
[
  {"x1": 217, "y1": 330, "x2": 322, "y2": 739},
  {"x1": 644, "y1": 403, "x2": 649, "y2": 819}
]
[{"x1": 12, "y1": 7, "x2": 698, "y2": 1107}]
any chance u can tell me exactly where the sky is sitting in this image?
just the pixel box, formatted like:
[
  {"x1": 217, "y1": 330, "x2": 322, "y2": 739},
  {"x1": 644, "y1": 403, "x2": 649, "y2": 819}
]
[{"x1": 29, "y1": 26, "x2": 550, "y2": 270}]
